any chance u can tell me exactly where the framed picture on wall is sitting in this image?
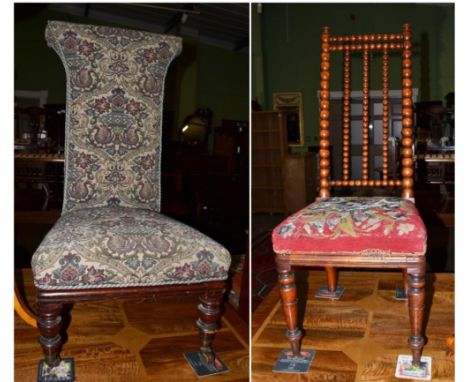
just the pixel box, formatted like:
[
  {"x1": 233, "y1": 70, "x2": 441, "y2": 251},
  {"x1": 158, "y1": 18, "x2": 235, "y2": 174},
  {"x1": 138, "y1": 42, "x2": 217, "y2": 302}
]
[{"x1": 273, "y1": 91, "x2": 304, "y2": 147}]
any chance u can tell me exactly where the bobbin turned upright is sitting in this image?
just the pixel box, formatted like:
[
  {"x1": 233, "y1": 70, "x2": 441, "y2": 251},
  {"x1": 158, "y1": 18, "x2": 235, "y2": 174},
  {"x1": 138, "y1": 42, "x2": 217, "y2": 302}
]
[{"x1": 272, "y1": 23, "x2": 427, "y2": 368}]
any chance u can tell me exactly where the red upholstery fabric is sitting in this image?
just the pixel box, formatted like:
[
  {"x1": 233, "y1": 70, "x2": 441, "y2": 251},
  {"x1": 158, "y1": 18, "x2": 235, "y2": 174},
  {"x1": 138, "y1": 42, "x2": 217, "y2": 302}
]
[{"x1": 272, "y1": 197, "x2": 426, "y2": 256}]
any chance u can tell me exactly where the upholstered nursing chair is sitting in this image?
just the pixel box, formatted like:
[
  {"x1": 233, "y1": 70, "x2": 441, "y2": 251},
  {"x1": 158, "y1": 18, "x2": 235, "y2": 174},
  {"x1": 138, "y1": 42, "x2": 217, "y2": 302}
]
[
  {"x1": 31, "y1": 21, "x2": 231, "y2": 370},
  {"x1": 272, "y1": 24, "x2": 428, "y2": 368}
]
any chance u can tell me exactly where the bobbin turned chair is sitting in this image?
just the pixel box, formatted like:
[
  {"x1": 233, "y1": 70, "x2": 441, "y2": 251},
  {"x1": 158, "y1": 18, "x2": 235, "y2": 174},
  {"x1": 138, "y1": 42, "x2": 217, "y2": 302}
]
[
  {"x1": 272, "y1": 24, "x2": 427, "y2": 367},
  {"x1": 31, "y1": 21, "x2": 230, "y2": 369}
]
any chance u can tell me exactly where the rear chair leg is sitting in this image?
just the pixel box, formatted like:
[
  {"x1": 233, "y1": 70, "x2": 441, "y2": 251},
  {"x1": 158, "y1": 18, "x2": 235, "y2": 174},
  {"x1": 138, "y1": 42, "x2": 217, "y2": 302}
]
[
  {"x1": 395, "y1": 268, "x2": 409, "y2": 300},
  {"x1": 407, "y1": 266, "x2": 426, "y2": 366},
  {"x1": 37, "y1": 302, "x2": 64, "y2": 367},
  {"x1": 277, "y1": 266, "x2": 302, "y2": 356},
  {"x1": 326, "y1": 266, "x2": 337, "y2": 293},
  {"x1": 402, "y1": 268, "x2": 409, "y2": 296},
  {"x1": 314, "y1": 266, "x2": 343, "y2": 299},
  {"x1": 197, "y1": 287, "x2": 225, "y2": 365}
]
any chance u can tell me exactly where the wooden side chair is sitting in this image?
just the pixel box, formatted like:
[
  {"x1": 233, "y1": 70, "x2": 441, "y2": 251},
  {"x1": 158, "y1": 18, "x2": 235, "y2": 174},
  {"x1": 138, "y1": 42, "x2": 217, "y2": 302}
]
[
  {"x1": 272, "y1": 24, "x2": 427, "y2": 368},
  {"x1": 31, "y1": 21, "x2": 231, "y2": 371}
]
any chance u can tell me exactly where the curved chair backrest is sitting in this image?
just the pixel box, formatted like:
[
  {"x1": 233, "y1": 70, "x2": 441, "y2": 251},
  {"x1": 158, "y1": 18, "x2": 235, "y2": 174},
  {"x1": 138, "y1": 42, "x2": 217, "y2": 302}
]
[
  {"x1": 318, "y1": 23, "x2": 414, "y2": 199},
  {"x1": 45, "y1": 21, "x2": 182, "y2": 213}
]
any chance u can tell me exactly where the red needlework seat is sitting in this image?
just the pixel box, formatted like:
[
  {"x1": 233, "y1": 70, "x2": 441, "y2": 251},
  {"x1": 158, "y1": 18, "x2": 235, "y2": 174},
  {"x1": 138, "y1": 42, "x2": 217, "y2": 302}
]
[{"x1": 273, "y1": 197, "x2": 426, "y2": 256}]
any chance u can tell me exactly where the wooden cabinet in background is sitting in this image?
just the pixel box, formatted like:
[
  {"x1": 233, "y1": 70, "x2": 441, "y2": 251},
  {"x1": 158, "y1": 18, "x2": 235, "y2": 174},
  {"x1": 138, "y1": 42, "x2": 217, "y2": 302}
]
[
  {"x1": 252, "y1": 111, "x2": 287, "y2": 213},
  {"x1": 283, "y1": 153, "x2": 317, "y2": 214},
  {"x1": 213, "y1": 119, "x2": 248, "y2": 176}
]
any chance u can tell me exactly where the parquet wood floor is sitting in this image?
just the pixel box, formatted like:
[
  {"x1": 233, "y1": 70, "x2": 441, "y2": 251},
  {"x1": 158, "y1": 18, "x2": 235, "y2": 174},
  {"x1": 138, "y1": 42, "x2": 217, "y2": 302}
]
[
  {"x1": 252, "y1": 270, "x2": 454, "y2": 381},
  {"x1": 15, "y1": 269, "x2": 249, "y2": 381}
]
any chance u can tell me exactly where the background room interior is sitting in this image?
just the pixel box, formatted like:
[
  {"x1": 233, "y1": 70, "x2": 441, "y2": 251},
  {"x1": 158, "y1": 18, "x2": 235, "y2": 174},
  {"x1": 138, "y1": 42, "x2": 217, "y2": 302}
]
[
  {"x1": 251, "y1": 3, "x2": 454, "y2": 309},
  {"x1": 14, "y1": 4, "x2": 249, "y2": 380}
]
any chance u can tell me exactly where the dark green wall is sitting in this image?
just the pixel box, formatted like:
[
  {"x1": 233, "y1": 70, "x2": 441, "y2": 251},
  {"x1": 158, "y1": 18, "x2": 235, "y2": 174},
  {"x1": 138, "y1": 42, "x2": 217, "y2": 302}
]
[
  {"x1": 197, "y1": 43, "x2": 249, "y2": 128},
  {"x1": 254, "y1": 3, "x2": 454, "y2": 151},
  {"x1": 15, "y1": 8, "x2": 73, "y2": 104},
  {"x1": 15, "y1": 6, "x2": 248, "y2": 145}
]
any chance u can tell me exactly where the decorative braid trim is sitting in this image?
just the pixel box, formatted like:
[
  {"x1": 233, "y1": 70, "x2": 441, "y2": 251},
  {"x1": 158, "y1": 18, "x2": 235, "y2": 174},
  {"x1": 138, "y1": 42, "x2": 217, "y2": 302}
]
[
  {"x1": 273, "y1": 247, "x2": 426, "y2": 256},
  {"x1": 34, "y1": 275, "x2": 228, "y2": 290}
]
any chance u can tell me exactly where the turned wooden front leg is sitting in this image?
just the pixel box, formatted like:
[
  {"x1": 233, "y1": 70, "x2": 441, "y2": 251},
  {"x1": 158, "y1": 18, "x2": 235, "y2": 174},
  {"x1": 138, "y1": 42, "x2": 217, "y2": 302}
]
[
  {"x1": 196, "y1": 288, "x2": 224, "y2": 364},
  {"x1": 277, "y1": 267, "x2": 302, "y2": 356},
  {"x1": 407, "y1": 267, "x2": 426, "y2": 367},
  {"x1": 326, "y1": 266, "x2": 337, "y2": 293},
  {"x1": 37, "y1": 302, "x2": 63, "y2": 367}
]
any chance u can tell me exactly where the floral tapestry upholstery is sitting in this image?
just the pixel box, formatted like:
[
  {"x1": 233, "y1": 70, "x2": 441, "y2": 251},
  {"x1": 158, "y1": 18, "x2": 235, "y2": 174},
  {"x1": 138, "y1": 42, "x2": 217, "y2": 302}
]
[
  {"x1": 273, "y1": 197, "x2": 426, "y2": 256},
  {"x1": 32, "y1": 207, "x2": 231, "y2": 290},
  {"x1": 45, "y1": 21, "x2": 182, "y2": 212},
  {"x1": 32, "y1": 21, "x2": 231, "y2": 290}
]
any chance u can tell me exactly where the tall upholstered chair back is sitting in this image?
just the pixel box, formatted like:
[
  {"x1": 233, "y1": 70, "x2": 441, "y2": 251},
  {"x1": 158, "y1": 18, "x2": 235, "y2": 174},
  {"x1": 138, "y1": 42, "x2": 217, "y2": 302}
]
[
  {"x1": 45, "y1": 21, "x2": 182, "y2": 213},
  {"x1": 318, "y1": 23, "x2": 414, "y2": 199}
]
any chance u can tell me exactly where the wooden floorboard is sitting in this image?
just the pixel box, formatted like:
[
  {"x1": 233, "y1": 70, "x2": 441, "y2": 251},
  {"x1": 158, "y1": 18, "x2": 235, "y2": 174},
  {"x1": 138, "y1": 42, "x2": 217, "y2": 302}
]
[
  {"x1": 252, "y1": 270, "x2": 454, "y2": 381},
  {"x1": 15, "y1": 269, "x2": 249, "y2": 381}
]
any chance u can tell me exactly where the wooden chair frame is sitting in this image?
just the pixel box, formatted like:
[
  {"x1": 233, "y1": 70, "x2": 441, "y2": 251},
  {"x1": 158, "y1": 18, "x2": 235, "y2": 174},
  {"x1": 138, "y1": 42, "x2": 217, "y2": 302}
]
[{"x1": 275, "y1": 23, "x2": 427, "y2": 367}]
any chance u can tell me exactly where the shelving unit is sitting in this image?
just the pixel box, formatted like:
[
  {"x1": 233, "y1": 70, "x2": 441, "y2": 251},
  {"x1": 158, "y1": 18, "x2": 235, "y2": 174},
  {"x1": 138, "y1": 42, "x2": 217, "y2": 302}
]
[
  {"x1": 252, "y1": 111, "x2": 287, "y2": 213},
  {"x1": 283, "y1": 152, "x2": 316, "y2": 214}
]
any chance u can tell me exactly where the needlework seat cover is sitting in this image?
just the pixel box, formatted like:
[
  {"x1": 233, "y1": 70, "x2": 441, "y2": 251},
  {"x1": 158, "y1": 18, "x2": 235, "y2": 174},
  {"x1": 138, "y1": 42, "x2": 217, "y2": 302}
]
[
  {"x1": 31, "y1": 21, "x2": 231, "y2": 289},
  {"x1": 272, "y1": 197, "x2": 426, "y2": 256},
  {"x1": 32, "y1": 207, "x2": 231, "y2": 290}
]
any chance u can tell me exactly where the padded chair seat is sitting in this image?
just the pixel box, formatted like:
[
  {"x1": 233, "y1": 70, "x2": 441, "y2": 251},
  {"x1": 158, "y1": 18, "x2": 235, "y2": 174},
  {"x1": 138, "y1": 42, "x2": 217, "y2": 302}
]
[
  {"x1": 273, "y1": 197, "x2": 426, "y2": 256},
  {"x1": 32, "y1": 207, "x2": 231, "y2": 290}
]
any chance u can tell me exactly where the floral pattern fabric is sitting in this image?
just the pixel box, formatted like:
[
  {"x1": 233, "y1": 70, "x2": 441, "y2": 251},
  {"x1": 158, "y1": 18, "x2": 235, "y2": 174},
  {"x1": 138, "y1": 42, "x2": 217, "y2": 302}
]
[
  {"x1": 273, "y1": 197, "x2": 426, "y2": 256},
  {"x1": 32, "y1": 207, "x2": 231, "y2": 289},
  {"x1": 45, "y1": 21, "x2": 182, "y2": 212},
  {"x1": 33, "y1": 21, "x2": 231, "y2": 290}
]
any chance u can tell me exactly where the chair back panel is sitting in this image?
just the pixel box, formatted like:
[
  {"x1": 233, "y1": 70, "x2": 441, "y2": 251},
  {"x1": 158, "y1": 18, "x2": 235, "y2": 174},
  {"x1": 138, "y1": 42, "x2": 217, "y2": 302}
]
[
  {"x1": 45, "y1": 21, "x2": 182, "y2": 213},
  {"x1": 318, "y1": 24, "x2": 414, "y2": 199}
]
